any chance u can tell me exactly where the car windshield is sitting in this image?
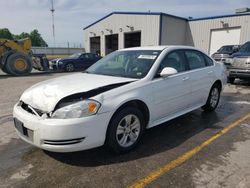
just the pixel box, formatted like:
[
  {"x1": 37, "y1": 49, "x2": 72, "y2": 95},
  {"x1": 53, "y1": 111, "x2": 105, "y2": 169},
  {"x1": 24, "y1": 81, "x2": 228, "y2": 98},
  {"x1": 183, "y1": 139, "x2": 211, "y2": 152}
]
[
  {"x1": 69, "y1": 53, "x2": 82, "y2": 59},
  {"x1": 86, "y1": 50, "x2": 161, "y2": 79},
  {"x1": 239, "y1": 42, "x2": 250, "y2": 53},
  {"x1": 218, "y1": 46, "x2": 233, "y2": 53}
]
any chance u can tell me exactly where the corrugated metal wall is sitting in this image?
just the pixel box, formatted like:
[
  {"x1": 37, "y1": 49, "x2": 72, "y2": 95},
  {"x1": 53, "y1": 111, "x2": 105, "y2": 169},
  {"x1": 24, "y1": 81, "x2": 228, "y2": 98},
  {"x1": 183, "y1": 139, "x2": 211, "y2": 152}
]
[
  {"x1": 84, "y1": 14, "x2": 160, "y2": 56},
  {"x1": 161, "y1": 16, "x2": 187, "y2": 45},
  {"x1": 187, "y1": 15, "x2": 250, "y2": 53}
]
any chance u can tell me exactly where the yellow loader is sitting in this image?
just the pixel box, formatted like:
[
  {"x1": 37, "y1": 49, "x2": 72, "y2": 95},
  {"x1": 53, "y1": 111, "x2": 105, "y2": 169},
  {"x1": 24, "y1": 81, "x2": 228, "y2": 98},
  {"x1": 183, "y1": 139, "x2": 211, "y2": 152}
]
[{"x1": 0, "y1": 38, "x2": 33, "y2": 75}]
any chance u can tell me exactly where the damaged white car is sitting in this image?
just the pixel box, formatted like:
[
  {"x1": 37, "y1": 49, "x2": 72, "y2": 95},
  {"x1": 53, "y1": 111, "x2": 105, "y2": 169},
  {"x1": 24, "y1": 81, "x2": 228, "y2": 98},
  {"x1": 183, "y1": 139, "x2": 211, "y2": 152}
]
[{"x1": 13, "y1": 46, "x2": 227, "y2": 153}]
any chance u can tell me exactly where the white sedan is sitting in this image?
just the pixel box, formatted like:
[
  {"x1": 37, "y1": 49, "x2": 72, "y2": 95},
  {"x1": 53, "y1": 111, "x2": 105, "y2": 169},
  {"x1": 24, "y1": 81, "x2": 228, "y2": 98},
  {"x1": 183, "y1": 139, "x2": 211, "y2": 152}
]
[{"x1": 13, "y1": 46, "x2": 227, "y2": 153}]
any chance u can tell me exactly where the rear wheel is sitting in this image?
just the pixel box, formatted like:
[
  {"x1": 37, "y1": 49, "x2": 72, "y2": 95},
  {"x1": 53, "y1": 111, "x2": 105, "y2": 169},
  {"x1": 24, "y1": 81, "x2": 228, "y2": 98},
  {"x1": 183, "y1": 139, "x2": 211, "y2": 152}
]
[
  {"x1": 5, "y1": 52, "x2": 32, "y2": 76},
  {"x1": 65, "y1": 63, "x2": 74, "y2": 72},
  {"x1": 202, "y1": 83, "x2": 221, "y2": 112},
  {"x1": 106, "y1": 107, "x2": 145, "y2": 153}
]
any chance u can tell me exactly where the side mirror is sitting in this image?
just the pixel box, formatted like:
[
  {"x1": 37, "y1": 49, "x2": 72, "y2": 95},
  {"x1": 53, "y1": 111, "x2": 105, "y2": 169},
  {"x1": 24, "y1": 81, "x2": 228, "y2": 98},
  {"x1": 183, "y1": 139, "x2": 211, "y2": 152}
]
[{"x1": 160, "y1": 67, "x2": 178, "y2": 77}]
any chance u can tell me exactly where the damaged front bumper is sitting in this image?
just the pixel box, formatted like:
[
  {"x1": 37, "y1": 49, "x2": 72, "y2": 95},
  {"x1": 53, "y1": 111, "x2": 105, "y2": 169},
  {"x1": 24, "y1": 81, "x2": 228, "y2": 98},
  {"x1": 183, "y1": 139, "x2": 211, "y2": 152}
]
[{"x1": 13, "y1": 103, "x2": 112, "y2": 152}]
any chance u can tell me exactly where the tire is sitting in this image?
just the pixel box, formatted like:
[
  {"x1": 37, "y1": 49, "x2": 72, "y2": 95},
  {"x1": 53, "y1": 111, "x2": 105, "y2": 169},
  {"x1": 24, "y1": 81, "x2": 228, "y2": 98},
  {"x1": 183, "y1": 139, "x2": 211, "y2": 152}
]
[
  {"x1": 202, "y1": 83, "x2": 221, "y2": 112},
  {"x1": 5, "y1": 52, "x2": 32, "y2": 76},
  {"x1": 65, "y1": 63, "x2": 74, "y2": 72},
  {"x1": 227, "y1": 77, "x2": 235, "y2": 84},
  {"x1": 106, "y1": 107, "x2": 145, "y2": 153},
  {"x1": 1, "y1": 65, "x2": 11, "y2": 74}
]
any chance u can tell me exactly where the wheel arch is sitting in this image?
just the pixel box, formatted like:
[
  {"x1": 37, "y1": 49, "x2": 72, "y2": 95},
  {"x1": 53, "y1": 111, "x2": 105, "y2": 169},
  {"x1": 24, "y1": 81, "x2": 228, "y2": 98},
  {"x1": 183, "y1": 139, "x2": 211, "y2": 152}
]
[
  {"x1": 213, "y1": 79, "x2": 222, "y2": 92},
  {"x1": 105, "y1": 99, "x2": 150, "y2": 142}
]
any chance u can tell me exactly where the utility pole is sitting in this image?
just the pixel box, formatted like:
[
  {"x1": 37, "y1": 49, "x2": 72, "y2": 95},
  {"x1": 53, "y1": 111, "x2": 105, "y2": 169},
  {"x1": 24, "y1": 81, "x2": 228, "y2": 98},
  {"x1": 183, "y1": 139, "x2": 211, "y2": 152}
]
[{"x1": 50, "y1": 0, "x2": 55, "y2": 47}]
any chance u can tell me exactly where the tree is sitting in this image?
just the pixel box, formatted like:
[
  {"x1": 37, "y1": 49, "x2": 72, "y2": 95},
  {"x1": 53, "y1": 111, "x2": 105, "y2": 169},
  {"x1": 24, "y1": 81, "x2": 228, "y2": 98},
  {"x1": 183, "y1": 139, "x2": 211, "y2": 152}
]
[
  {"x1": 13, "y1": 32, "x2": 30, "y2": 40},
  {"x1": 30, "y1": 29, "x2": 48, "y2": 47},
  {"x1": 0, "y1": 28, "x2": 13, "y2": 40},
  {"x1": 0, "y1": 28, "x2": 48, "y2": 47}
]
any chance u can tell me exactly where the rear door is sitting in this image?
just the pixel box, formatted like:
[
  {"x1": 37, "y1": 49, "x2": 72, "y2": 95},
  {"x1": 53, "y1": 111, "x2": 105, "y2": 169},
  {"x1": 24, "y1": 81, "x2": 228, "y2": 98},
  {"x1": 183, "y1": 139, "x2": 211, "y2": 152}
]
[{"x1": 184, "y1": 50, "x2": 214, "y2": 107}]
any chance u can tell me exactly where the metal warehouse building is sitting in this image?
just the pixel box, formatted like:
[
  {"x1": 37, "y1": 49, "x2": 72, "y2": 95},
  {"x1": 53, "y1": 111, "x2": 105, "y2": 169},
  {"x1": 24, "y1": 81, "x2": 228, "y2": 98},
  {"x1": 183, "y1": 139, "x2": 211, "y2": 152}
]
[{"x1": 83, "y1": 10, "x2": 250, "y2": 56}]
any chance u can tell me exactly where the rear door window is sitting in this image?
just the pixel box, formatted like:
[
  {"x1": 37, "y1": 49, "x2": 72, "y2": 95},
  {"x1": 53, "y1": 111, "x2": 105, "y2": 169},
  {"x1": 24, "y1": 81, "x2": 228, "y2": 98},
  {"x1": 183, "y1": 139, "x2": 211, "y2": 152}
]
[{"x1": 185, "y1": 50, "x2": 206, "y2": 70}]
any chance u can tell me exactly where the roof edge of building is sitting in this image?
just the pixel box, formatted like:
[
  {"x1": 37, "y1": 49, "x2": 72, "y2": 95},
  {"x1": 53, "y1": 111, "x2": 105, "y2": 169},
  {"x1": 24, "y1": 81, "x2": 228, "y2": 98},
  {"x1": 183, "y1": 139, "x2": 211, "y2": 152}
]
[
  {"x1": 189, "y1": 12, "x2": 250, "y2": 21},
  {"x1": 83, "y1": 11, "x2": 188, "y2": 30},
  {"x1": 83, "y1": 11, "x2": 250, "y2": 30}
]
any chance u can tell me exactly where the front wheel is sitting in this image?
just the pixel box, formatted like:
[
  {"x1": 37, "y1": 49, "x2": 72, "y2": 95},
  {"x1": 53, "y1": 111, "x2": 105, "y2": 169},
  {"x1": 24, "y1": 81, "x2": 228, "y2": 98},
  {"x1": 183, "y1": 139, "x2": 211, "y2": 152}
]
[
  {"x1": 5, "y1": 52, "x2": 32, "y2": 76},
  {"x1": 202, "y1": 84, "x2": 221, "y2": 112},
  {"x1": 106, "y1": 107, "x2": 145, "y2": 153}
]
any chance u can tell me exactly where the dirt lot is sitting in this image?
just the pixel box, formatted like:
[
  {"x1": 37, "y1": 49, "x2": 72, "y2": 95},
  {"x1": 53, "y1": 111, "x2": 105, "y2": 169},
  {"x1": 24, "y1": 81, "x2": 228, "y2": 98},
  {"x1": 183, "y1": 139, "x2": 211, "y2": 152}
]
[{"x1": 0, "y1": 71, "x2": 250, "y2": 188}]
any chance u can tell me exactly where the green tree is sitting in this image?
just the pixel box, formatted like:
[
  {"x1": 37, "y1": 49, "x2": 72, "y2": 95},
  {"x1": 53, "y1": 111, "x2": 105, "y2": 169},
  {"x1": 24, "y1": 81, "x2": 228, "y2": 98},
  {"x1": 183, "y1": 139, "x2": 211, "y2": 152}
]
[
  {"x1": 14, "y1": 30, "x2": 48, "y2": 47},
  {"x1": 1, "y1": 28, "x2": 48, "y2": 47},
  {"x1": 30, "y1": 29, "x2": 48, "y2": 47},
  {"x1": 0, "y1": 28, "x2": 13, "y2": 40},
  {"x1": 13, "y1": 32, "x2": 30, "y2": 40}
]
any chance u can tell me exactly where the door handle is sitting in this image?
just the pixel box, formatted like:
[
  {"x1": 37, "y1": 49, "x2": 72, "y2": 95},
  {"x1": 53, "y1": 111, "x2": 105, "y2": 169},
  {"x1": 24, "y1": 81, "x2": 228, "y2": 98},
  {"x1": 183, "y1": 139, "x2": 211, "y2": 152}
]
[
  {"x1": 182, "y1": 76, "x2": 189, "y2": 81},
  {"x1": 208, "y1": 71, "x2": 213, "y2": 74}
]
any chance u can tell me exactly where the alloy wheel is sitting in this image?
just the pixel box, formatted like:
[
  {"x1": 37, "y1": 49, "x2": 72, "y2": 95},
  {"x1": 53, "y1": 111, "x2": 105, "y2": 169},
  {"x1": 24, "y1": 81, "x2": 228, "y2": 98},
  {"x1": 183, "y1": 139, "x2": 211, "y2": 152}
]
[
  {"x1": 210, "y1": 87, "x2": 219, "y2": 108},
  {"x1": 116, "y1": 114, "x2": 141, "y2": 147}
]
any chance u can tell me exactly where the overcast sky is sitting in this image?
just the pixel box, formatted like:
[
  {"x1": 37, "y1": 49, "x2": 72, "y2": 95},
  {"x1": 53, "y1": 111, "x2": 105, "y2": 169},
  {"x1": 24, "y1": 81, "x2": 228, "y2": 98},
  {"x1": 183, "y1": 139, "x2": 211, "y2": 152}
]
[{"x1": 0, "y1": 0, "x2": 249, "y2": 47}]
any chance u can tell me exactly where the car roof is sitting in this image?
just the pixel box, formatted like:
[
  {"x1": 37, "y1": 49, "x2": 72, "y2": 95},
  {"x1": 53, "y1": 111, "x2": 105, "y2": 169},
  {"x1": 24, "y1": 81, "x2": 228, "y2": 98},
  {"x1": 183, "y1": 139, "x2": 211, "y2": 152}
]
[{"x1": 118, "y1": 45, "x2": 197, "y2": 51}]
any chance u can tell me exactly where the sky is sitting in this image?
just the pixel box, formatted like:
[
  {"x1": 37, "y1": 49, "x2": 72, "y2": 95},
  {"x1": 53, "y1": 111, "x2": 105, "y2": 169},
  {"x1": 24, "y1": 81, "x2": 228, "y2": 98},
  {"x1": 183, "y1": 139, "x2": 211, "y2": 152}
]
[{"x1": 0, "y1": 0, "x2": 249, "y2": 47}]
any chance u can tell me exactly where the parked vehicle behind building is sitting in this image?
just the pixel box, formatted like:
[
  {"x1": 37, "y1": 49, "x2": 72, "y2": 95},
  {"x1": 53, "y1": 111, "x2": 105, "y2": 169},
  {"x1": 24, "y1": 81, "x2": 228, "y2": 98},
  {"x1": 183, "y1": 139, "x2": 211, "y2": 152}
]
[
  {"x1": 49, "y1": 52, "x2": 101, "y2": 72},
  {"x1": 13, "y1": 46, "x2": 227, "y2": 153},
  {"x1": 211, "y1": 45, "x2": 240, "y2": 63},
  {"x1": 227, "y1": 41, "x2": 250, "y2": 84}
]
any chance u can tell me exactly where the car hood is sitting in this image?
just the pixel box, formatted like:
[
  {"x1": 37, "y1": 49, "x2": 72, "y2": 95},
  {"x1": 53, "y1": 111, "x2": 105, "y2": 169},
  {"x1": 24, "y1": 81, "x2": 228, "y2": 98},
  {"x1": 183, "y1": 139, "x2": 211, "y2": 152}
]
[
  {"x1": 231, "y1": 52, "x2": 250, "y2": 58},
  {"x1": 20, "y1": 73, "x2": 136, "y2": 112},
  {"x1": 59, "y1": 58, "x2": 75, "y2": 62},
  {"x1": 51, "y1": 58, "x2": 61, "y2": 63}
]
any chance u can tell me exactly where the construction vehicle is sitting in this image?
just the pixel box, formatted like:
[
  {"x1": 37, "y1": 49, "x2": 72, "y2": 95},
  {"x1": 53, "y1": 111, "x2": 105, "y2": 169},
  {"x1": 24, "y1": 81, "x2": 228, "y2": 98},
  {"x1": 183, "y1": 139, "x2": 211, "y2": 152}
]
[{"x1": 0, "y1": 38, "x2": 49, "y2": 76}]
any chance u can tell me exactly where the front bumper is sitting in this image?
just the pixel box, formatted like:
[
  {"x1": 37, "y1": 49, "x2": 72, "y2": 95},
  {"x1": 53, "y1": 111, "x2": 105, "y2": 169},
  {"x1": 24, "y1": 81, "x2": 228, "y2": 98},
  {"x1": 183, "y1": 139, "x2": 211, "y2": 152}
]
[
  {"x1": 49, "y1": 61, "x2": 58, "y2": 70},
  {"x1": 13, "y1": 104, "x2": 112, "y2": 152},
  {"x1": 228, "y1": 68, "x2": 250, "y2": 78}
]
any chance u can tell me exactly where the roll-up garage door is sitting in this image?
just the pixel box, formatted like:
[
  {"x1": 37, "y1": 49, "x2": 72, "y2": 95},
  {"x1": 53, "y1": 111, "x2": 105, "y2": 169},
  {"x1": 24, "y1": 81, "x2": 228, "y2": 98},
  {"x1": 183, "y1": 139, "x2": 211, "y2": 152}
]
[{"x1": 209, "y1": 28, "x2": 241, "y2": 55}]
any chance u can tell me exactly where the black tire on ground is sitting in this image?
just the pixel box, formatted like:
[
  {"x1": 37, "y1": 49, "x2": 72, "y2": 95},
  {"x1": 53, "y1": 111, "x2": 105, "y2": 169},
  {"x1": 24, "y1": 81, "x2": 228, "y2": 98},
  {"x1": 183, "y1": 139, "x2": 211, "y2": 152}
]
[
  {"x1": 65, "y1": 63, "x2": 75, "y2": 72},
  {"x1": 227, "y1": 77, "x2": 235, "y2": 84},
  {"x1": 1, "y1": 65, "x2": 11, "y2": 74},
  {"x1": 202, "y1": 83, "x2": 221, "y2": 112},
  {"x1": 106, "y1": 107, "x2": 145, "y2": 153},
  {"x1": 5, "y1": 52, "x2": 32, "y2": 76}
]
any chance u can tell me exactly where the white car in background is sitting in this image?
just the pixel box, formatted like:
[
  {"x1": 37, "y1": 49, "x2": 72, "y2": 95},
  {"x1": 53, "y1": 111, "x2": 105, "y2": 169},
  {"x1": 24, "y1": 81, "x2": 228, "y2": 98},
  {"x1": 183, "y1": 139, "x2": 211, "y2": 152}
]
[{"x1": 13, "y1": 46, "x2": 227, "y2": 153}]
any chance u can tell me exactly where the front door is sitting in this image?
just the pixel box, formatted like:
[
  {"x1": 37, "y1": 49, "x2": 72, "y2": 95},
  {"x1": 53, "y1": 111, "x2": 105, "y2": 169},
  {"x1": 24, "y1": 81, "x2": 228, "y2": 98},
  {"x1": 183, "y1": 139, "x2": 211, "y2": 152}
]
[{"x1": 150, "y1": 50, "x2": 191, "y2": 124}]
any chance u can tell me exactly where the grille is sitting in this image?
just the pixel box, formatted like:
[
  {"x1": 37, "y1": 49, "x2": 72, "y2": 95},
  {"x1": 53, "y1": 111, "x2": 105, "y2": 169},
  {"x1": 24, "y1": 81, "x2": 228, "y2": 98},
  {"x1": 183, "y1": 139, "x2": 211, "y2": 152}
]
[
  {"x1": 232, "y1": 58, "x2": 247, "y2": 68},
  {"x1": 20, "y1": 101, "x2": 44, "y2": 116}
]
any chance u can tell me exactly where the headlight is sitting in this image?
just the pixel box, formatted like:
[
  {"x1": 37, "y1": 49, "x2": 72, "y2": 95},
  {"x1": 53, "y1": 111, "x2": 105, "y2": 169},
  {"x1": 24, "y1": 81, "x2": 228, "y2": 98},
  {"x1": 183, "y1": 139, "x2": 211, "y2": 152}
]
[
  {"x1": 51, "y1": 99, "x2": 101, "y2": 119},
  {"x1": 225, "y1": 58, "x2": 233, "y2": 64},
  {"x1": 57, "y1": 61, "x2": 63, "y2": 65}
]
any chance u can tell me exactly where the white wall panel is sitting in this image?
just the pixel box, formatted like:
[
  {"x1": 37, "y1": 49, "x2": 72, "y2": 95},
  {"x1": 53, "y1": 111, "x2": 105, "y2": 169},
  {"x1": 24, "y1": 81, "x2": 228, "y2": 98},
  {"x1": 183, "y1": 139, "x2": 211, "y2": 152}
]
[
  {"x1": 188, "y1": 15, "x2": 250, "y2": 53},
  {"x1": 84, "y1": 14, "x2": 160, "y2": 56}
]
